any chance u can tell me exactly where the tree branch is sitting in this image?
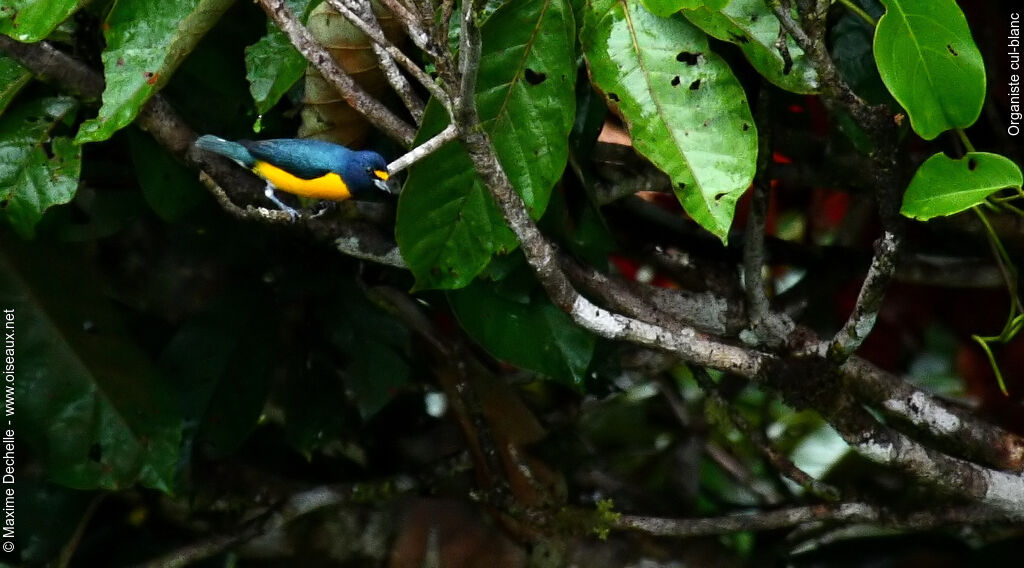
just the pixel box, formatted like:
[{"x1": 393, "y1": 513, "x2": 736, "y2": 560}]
[
  {"x1": 614, "y1": 501, "x2": 1014, "y2": 538},
  {"x1": 256, "y1": 0, "x2": 415, "y2": 145},
  {"x1": 333, "y1": 0, "x2": 425, "y2": 123}
]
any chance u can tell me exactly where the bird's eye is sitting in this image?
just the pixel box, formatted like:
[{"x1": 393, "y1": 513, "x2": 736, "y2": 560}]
[{"x1": 365, "y1": 166, "x2": 372, "y2": 174}]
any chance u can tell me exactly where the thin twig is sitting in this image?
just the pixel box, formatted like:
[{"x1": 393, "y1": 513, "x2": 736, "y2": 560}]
[
  {"x1": 387, "y1": 123, "x2": 459, "y2": 174},
  {"x1": 257, "y1": 0, "x2": 415, "y2": 145},
  {"x1": 377, "y1": 0, "x2": 435, "y2": 54},
  {"x1": 827, "y1": 231, "x2": 901, "y2": 362},
  {"x1": 133, "y1": 485, "x2": 360, "y2": 568},
  {"x1": 692, "y1": 367, "x2": 840, "y2": 501},
  {"x1": 743, "y1": 86, "x2": 794, "y2": 347},
  {"x1": 614, "y1": 502, "x2": 1014, "y2": 538}
]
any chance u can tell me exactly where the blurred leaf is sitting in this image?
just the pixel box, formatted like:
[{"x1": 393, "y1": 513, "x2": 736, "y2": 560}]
[
  {"x1": 396, "y1": 0, "x2": 576, "y2": 290},
  {"x1": 830, "y1": 0, "x2": 889, "y2": 104},
  {"x1": 873, "y1": 0, "x2": 984, "y2": 140},
  {"x1": 581, "y1": 0, "x2": 756, "y2": 243},
  {"x1": 15, "y1": 479, "x2": 96, "y2": 564},
  {"x1": 159, "y1": 296, "x2": 274, "y2": 458},
  {"x1": 0, "y1": 54, "x2": 32, "y2": 115},
  {"x1": 0, "y1": 97, "x2": 81, "y2": 239},
  {"x1": 326, "y1": 282, "x2": 412, "y2": 419},
  {"x1": 75, "y1": 0, "x2": 234, "y2": 143},
  {"x1": 245, "y1": 0, "x2": 315, "y2": 115},
  {"x1": 448, "y1": 277, "x2": 595, "y2": 387},
  {"x1": 788, "y1": 422, "x2": 849, "y2": 481},
  {"x1": 682, "y1": 0, "x2": 819, "y2": 94},
  {"x1": 0, "y1": 239, "x2": 182, "y2": 491},
  {"x1": 901, "y1": 152, "x2": 1022, "y2": 220},
  {"x1": 640, "y1": 0, "x2": 728, "y2": 18},
  {"x1": 0, "y1": 0, "x2": 86, "y2": 42},
  {"x1": 128, "y1": 129, "x2": 206, "y2": 222}
]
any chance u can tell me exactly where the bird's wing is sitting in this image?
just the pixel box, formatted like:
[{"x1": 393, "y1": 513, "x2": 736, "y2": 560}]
[{"x1": 241, "y1": 139, "x2": 350, "y2": 180}]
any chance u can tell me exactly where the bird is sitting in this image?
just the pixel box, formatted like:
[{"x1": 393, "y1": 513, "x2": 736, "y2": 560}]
[{"x1": 194, "y1": 135, "x2": 392, "y2": 219}]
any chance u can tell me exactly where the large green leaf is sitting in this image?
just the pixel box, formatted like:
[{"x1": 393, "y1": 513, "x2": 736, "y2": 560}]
[
  {"x1": 396, "y1": 0, "x2": 576, "y2": 290},
  {"x1": 581, "y1": 0, "x2": 757, "y2": 243},
  {"x1": 0, "y1": 240, "x2": 182, "y2": 491},
  {"x1": 640, "y1": 0, "x2": 728, "y2": 17},
  {"x1": 873, "y1": 0, "x2": 984, "y2": 140},
  {"x1": 75, "y1": 0, "x2": 234, "y2": 144},
  {"x1": 0, "y1": 0, "x2": 86, "y2": 42},
  {"x1": 0, "y1": 54, "x2": 32, "y2": 116},
  {"x1": 0, "y1": 97, "x2": 81, "y2": 239},
  {"x1": 448, "y1": 277, "x2": 595, "y2": 387},
  {"x1": 901, "y1": 152, "x2": 1023, "y2": 220},
  {"x1": 682, "y1": 0, "x2": 818, "y2": 94}
]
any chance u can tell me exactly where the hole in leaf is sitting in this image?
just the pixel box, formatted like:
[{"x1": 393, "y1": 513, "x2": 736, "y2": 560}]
[
  {"x1": 671, "y1": 76, "x2": 681, "y2": 87},
  {"x1": 89, "y1": 443, "x2": 102, "y2": 462},
  {"x1": 947, "y1": 44, "x2": 958, "y2": 56},
  {"x1": 689, "y1": 79, "x2": 701, "y2": 91},
  {"x1": 524, "y1": 68, "x2": 547, "y2": 85},
  {"x1": 729, "y1": 32, "x2": 749, "y2": 44},
  {"x1": 750, "y1": 13, "x2": 759, "y2": 22},
  {"x1": 968, "y1": 158, "x2": 978, "y2": 171},
  {"x1": 742, "y1": 123, "x2": 750, "y2": 131},
  {"x1": 714, "y1": 192, "x2": 727, "y2": 202},
  {"x1": 677, "y1": 182, "x2": 686, "y2": 190},
  {"x1": 676, "y1": 51, "x2": 700, "y2": 65},
  {"x1": 608, "y1": 92, "x2": 620, "y2": 102}
]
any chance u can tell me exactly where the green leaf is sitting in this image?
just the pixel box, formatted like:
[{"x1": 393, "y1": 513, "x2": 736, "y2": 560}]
[
  {"x1": 900, "y1": 152, "x2": 1023, "y2": 220},
  {"x1": 245, "y1": 27, "x2": 306, "y2": 116},
  {"x1": 448, "y1": 278, "x2": 595, "y2": 387},
  {"x1": 326, "y1": 282, "x2": 412, "y2": 419},
  {"x1": 682, "y1": 0, "x2": 818, "y2": 94},
  {"x1": 75, "y1": 0, "x2": 235, "y2": 144},
  {"x1": 0, "y1": 240, "x2": 182, "y2": 491},
  {"x1": 245, "y1": 0, "x2": 314, "y2": 115},
  {"x1": 582, "y1": 0, "x2": 757, "y2": 243},
  {"x1": 640, "y1": 0, "x2": 729, "y2": 18},
  {"x1": 0, "y1": 0, "x2": 86, "y2": 42},
  {"x1": 127, "y1": 129, "x2": 206, "y2": 222},
  {"x1": 0, "y1": 54, "x2": 32, "y2": 116},
  {"x1": 873, "y1": 0, "x2": 985, "y2": 140},
  {"x1": 0, "y1": 97, "x2": 81, "y2": 239},
  {"x1": 397, "y1": 0, "x2": 576, "y2": 290},
  {"x1": 397, "y1": 107, "x2": 519, "y2": 291},
  {"x1": 831, "y1": 0, "x2": 890, "y2": 104}
]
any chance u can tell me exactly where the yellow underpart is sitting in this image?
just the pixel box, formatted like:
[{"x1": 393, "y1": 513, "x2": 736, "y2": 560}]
[{"x1": 253, "y1": 161, "x2": 351, "y2": 200}]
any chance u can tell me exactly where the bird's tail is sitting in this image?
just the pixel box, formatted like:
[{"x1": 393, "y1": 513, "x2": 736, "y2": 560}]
[{"x1": 194, "y1": 135, "x2": 254, "y2": 167}]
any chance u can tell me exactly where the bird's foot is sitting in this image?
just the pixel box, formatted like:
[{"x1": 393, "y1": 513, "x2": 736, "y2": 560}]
[{"x1": 264, "y1": 185, "x2": 299, "y2": 223}]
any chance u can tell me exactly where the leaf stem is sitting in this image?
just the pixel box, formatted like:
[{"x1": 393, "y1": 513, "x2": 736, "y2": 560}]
[
  {"x1": 838, "y1": 0, "x2": 877, "y2": 27},
  {"x1": 956, "y1": 128, "x2": 976, "y2": 153}
]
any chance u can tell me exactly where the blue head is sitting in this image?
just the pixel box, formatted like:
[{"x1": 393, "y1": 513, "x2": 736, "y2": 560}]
[{"x1": 343, "y1": 150, "x2": 391, "y2": 197}]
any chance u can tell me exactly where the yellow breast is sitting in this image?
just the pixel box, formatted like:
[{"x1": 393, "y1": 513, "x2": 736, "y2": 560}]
[{"x1": 252, "y1": 161, "x2": 351, "y2": 200}]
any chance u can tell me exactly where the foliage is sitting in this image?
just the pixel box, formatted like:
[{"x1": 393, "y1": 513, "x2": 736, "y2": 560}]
[{"x1": 1, "y1": 0, "x2": 1023, "y2": 565}]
